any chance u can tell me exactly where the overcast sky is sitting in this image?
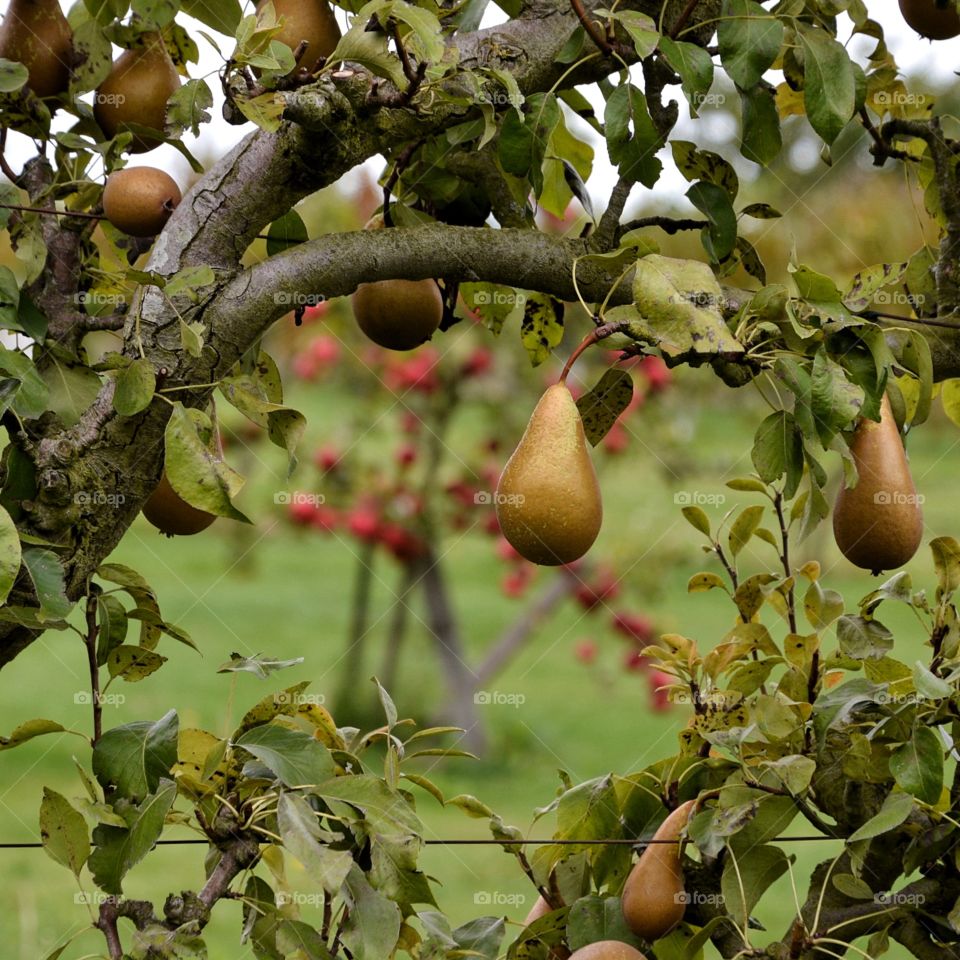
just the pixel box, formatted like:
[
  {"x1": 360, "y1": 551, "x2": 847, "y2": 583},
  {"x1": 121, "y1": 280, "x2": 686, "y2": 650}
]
[{"x1": 3, "y1": 3, "x2": 958, "y2": 206}]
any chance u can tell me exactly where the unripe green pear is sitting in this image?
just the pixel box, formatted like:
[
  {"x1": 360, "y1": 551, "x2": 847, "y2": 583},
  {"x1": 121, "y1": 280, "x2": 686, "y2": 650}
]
[
  {"x1": 0, "y1": 0, "x2": 73, "y2": 98},
  {"x1": 496, "y1": 383, "x2": 602, "y2": 565},
  {"x1": 621, "y1": 800, "x2": 695, "y2": 942},
  {"x1": 95, "y1": 33, "x2": 181, "y2": 153},
  {"x1": 833, "y1": 393, "x2": 923, "y2": 575}
]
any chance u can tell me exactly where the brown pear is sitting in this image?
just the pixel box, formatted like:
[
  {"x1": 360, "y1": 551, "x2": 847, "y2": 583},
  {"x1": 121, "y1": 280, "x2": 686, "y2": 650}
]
[
  {"x1": 0, "y1": 0, "x2": 72, "y2": 99},
  {"x1": 496, "y1": 383, "x2": 602, "y2": 566},
  {"x1": 102, "y1": 167, "x2": 181, "y2": 237},
  {"x1": 833, "y1": 393, "x2": 923, "y2": 575},
  {"x1": 621, "y1": 800, "x2": 695, "y2": 942},
  {"x1": 568, "y1": 942, "x2": 647, "y2": 960},
  {"x1": 256, "y1": 0, "x2": 340, "y2": 68},
  {"x1": 352, "y1": 280, "x2": 443, "y2": 351},
  {"x1": 143, "y1": 473, "x2": 216, "y2": 537},
  {"x1": 899, "y1": 0, "x2": 960, "y2": 39},
  {"x1": 524, "y1": 895, "x2": 552, "y2": 926},
  {"x1": 94, "y1": 33, "x2": 181, "y2": 153}
]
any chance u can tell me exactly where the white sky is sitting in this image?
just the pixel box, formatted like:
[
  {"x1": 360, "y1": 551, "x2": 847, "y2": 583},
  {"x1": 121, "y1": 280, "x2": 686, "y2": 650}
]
[{"x1": 2, "y1": 3, "x2": 958, "y2": 207}]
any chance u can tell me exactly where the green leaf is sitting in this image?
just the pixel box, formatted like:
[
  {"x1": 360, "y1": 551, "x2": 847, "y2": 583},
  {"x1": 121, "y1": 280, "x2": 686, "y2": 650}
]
[
  {"x1": 567, "y1": 895, "x2": 645, "y2": 952},
  {"x1": 166, "y1": 78, "x2": 213, "y2": 138},
  {"x1": 21, "y1": 547, "x2": 72, "y2": 622},
  {"x1": 0, "y1": 502, "x2": 21, "y2": 606},
  {"x1": 671, "y1": 141, "x2": 739, "y2": 199},
  {"x1": 40, "y1": 788, "x2": 89, "y2": 878},
  {"x1": 267, "y1": 209, "x2": 308, "y2": 257},
  {"x1": 452, "y1": 916, "x2": 505, "y2": 960},
  {"x1": 40, "y1": 356, "x2": 102, "y2": 427},
  {"x1": 235, "y1": 723, "x2": 334, "y2": 788},
  {"x1": 315, "y1": 775, "x2": 422, "y2": 837},
  {"x1": 277, "y1": 920, "x2": 332, "y2": 960},
  {"x1": 328, "y1": 23, "x2": 405, "y2": 87},
  {"x1": 740, "y1": 84, "x2": 781, "y2": 165},
  {"x1": 217, "y1": 652, "x2": 305, "y2": 678},
  {"x1": 0, "y1": 718, "x2": 66, "y2": 750},
  {"x1": 798, "y1": 23, "x2": 856, "y2": 145},
  {"x1": 718, "y1": 0, "x2": 783, "y2": 90},
  {"x1": 750, "y1": 410, "x2": 801, "y2": 493},
  {"x1": 681, "y1": 505, "x2": 711, "y2": 538},
  {"x1": 889, "y1": 726, "x2": 943, "y2": 805},
  {"x1": 96, "y1": 594, "x2": 129, "y2": 666},
  {"x1": 341, "y1": 863, "x2": 402, "y2": 960},
  {"x1": 687, "y1": 181, "x2": 737, "y2": 262},
  {"x1": 164, "y1": 402, "x2": 251, "y2": 523},
  {"x1": 88, "y1": 779, "x2": 176, "y2": 894},
  {"x1": 721, "y1": 845, "x2": 789, "y2": 930},
  {"x1": 836, "y1": 615, "x2": 894, "y2": 660},
  {"x1": 180, "y1": 0, "x2": 242, "y2": 33},
  {"x1": 0, "y1": 344, "x2": 49, "y2": 418},
  {"x1": 164, "y1": 265, "x2": 215, "y2": 301},
  {"x1": 604, "y1": 83, "x2": 663, "y2": 188},
  {"x1": 576, "y1": 369, "x2": 633, "y2": 446},
  {"x1": 912, "y1": 661, "x2": 952, "y2": 700},
  {"x1": 847, "y1": 790, "x2": 914, "y2": 843},
  {"x1": 728, "y1": 504, "x2": 764, "y2": 557},
  {"x1": 277, "y1": 791, "x2": 353, "y2": 894},
  {"x1": 0, "y1": 57, "x2": 28, "y2": 92},
  {"x1": 113, "y1": 358, "x2": 156, "y2": 417},
  {"x1": 107, "y1": 645, "x2": 167, "y2": 682},
  {"x1": 931, "y1": 537, "x2": 960, "y2": 597},
  {"x1": 92, "y1": 711, "x2": 178, "y2": 801},
  {"x1": 658, "y1": 37, "x2": 713, "y2": 116},
  {"x1": 811, "y1": 348, "x2": 863, "y2": 447},
  {"x1": 519, "y1": 292, "x2": 563, "y2": 367},
  {"x1": 633, "y1": 255, "x2": 743, "y2": 356},
  {"x1": 0, "y1": 265, "x2": 20, "y2": 329}
]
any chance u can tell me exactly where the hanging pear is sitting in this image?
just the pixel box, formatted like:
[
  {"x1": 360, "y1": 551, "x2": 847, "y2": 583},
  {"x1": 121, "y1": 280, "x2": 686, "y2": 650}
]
[
  {"x1": 143, "y1": 474, "x2": 216, "y2": 537},
  {"x1": 102, "y1": 166, "x2": 181, "y2": 237},
  {"x1": 256, "y1": 0, "x2": 340, "y2": 69},
  {"x1": 568, "y1": 943, "x2": 647, "y2": 960},
  {"x1": 496, "y1": 383, "x2": 602, "y2": 566},
  {"x1": 833, "y1": 393, "x2": 923, "y2": 575},
  {"x1": 94, "y1": 32, "x2": 181, "y2": 153},
  {"x1": 899, "y1": 0, "x2": 960, "y2": 39},
  {"x1": 0, "y1": 0, "x2": 73, "y2": 99},
  {"x1": 621, "y1": 800, "x2": 695, "y2": 942}
]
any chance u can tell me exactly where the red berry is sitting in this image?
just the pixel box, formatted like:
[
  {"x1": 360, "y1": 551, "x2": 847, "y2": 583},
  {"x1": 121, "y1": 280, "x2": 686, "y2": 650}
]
[
  {"x1": 574, "y1": 568, "x2": 620, "y2": 611},
  {"x1": 483, "y1": 512, "x2": 501, "y2": 536},
  {"x1": 574, "y1": 639, "x2": 598, "y2": 664},
  {"x1": 347, "y1": 508, "x2": 380, "y2": 542},
  {"x1": 602, "y1": 422, "x2": 629, "y2": 455},
  {"x1": 395, "y1": 443, "x2": 417, "y2": 468},
  {"x1": 648, "y1": 670, "x2": 674, "y2": 711},
  {"x1": 623, "y1": 650, "x2": 647, "y2": 673},
  {"x1": 496, "y1": 537, "x2": 522, "y2": 563},
  {"x1": 612, "y1": 612, "x2": 654, "y2": 644},
  {"x1": 288, "y1": 500, "x2": 317, "y2": 526},
  {"x1": 314, "y1": 445, "x2": 341, "y2": 473},
  {"x1": 462, "y1": 346, "x2": 493, "y2": 378},
  {"x1": 640, "y1": 355, "x2": 671, "y2": 392},
  {"x1": 311, "y1": 505, "x2": 339, "y2": 532},
  {"x1": 501, "y1": 568, "x2": 531, "y2": 598},
  {"x1": 292, "y1": 354, "x2": 319, "y2": 381},
  {"x1": 310, "y1": 335, "x2": 340, "y2": 365}
]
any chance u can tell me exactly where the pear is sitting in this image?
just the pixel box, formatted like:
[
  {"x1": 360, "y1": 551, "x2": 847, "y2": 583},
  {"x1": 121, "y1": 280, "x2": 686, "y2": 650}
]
[
  {"x1": 95, "y1": 33, "x2": 181, "y2": 153},
  {"x1": 621, "y1": 800, "x2": 695, "y2": 942},
  {"x1": 496, "y1": 383, "x2": 602, "y2": 566},
  {"x1": 899, "y1": 0, "x2": 960, "y2": 39},
  {"x1": 524, "y1": 895, "x2": 552, "y2": 926},
  {"x1": 568, "y1": 942, "x2": 647, "y2": 960},
  {"x1": 102, "y1": 167, "x2": 181, "y2": 237},
  {"x1": 143, "y1": 473, "x2": 216, "y2": 537},
  {"x1": 0, "y1": 0, "x2": 73, "y2": 99},
  {"x1": 352, "y1": 279, "x2": 443, "y2": 351},
  {"x1": 833, "y1": 393, "x2": 923, "y2": 575},
  {"x1": 256, "y1": 0, "x2": 340, "y2": 69}
]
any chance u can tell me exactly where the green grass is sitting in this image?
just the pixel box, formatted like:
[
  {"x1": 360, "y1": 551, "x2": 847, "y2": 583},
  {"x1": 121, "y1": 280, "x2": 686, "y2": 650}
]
[{"x1": 2, "y1": 371, "x2": 957, "y2": 960}]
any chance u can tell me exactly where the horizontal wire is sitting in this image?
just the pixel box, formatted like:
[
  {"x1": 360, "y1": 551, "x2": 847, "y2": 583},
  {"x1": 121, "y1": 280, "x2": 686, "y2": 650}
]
[{"x1": 0, "y1": 835, "x2": 839, "y2": 850}]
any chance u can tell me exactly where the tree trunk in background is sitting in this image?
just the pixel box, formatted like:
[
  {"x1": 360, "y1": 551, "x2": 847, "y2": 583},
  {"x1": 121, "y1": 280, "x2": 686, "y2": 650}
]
[{"x1": 419, "y1": 548, "x2": 486, "y2": 753}]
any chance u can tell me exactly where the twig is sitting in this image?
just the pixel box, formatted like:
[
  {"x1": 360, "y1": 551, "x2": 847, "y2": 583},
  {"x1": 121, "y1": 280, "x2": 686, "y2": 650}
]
[
  {"x1": 96, "y1": 898, "x2": 124, "y2": 960},
  {"x1": 367, "y1": 29, "x2": 427, "y2": 109},
  {"x1": 0, "y1": 201, "x2": 104, "y2": 221},
  {"x1": 714, "y1": 543, "x2": 739, "y2": 591},
  {"x1": 592, "y1": 176, "x2": 632, "y2": 251},
  {"x1": 559, "y1": 319, "x2": 631, "y2": 382},
  {"x1": 617, "y1": 215, "x2": 706, "y2": 238},
  {"x1": 391, "y1": 22, "x2": 417, "y2": 84},
  {"x1": 569, "y1": 0, "x2": 631, "y2": 57},
  {"x1": 381, "y1": 140, "x2": 422, "y2": 228},
  {"x1": 859, "y1": 107, "x2": 915, "y2": 166},
  {"x1": 669, "y1": 0, "x2": 702, "y2": 39},
  {"x1": 773, "y1": 491, "x2": 797, "y2": 635},
  {"x1": 0, "y1": 128, "x2": 20, "y2": 185},
  {"x1": 84, "y1": 588, "x2": 103, "y2": 746}
]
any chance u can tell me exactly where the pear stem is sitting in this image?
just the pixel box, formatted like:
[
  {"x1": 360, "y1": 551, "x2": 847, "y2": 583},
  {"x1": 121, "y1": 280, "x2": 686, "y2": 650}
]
[{"x1": 558, "y1": 319, "x2": 630, "y2": 384}]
